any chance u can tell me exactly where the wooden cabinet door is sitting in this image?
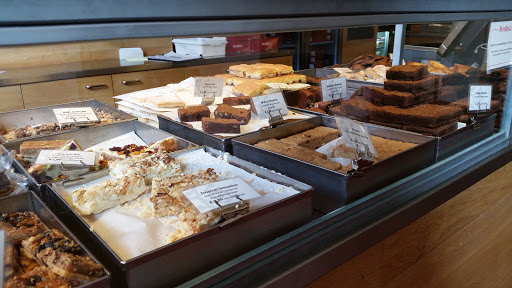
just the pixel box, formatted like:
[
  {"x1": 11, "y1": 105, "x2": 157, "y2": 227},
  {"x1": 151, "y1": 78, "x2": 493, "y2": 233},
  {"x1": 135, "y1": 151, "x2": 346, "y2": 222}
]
[
  {"x1": 22, "y1": 75, "x2": 114, "y2": 108},
  {"x1": 0, "y1": 85, "x2": 24, "y2": 112}
]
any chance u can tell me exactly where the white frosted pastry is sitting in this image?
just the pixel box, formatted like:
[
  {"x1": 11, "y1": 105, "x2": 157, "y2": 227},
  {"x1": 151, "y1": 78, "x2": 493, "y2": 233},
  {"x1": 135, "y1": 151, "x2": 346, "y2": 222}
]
[
  {"x1": 108, "y1": 152, "x2": 182, "y2": 183},
  {"x1": 72, "y1": 173, "x2": 146, "y2": 215}
]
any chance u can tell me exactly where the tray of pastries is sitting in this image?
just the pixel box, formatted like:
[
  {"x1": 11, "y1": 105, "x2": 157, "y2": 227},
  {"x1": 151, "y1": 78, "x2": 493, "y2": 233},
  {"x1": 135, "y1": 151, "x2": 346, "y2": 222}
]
[
  {"x1": 232, "y1": 115, "x2": 436, "y2": 213},
  {"x1": 0, "y1": 100, "x2": 136, "y2": 143},
  {"x1": 41, "y1": 144, "x2": 313, "y2": 287},
  {"x1": 0, "y1": 191, "x2": 110, "y2": 287}
]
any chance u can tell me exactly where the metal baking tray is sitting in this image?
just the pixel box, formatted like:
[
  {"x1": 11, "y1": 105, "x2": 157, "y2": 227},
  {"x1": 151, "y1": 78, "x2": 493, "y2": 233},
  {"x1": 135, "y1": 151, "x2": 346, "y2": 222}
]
[
  {"x1": 2, "y1": 120, "x2": 197, "y2": 191},
  {"x1": 0, "y1": 100, "x2": 136, "y2": 143},
  {"x1": 0, "y1": 191, "x2": 110, "y2": 287},
  {"x1": 41, "y1": 146, "x2": 313, "y2": 288},
  {"x1": 157, "y1": 111, "x2": 312, "y2": 153},
  {"x1": 436, "y1": 114, "x2": 496, "y2": 161},
  {"x1": 232, "y1": 115, "x2": 437, "y2": 213}
]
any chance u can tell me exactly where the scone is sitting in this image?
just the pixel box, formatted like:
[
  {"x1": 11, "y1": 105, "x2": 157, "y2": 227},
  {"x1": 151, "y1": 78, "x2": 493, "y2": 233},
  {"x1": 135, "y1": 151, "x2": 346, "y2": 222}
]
[{"x1": 72, "y1": 173, "x2": 146, "y2": 215}]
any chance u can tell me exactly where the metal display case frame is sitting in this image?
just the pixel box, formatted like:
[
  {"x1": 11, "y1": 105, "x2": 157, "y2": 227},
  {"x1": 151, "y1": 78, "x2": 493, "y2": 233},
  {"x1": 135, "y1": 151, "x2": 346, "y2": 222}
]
[{"x1": 2, "y1": 2, "x2": 512, "y2": 287}]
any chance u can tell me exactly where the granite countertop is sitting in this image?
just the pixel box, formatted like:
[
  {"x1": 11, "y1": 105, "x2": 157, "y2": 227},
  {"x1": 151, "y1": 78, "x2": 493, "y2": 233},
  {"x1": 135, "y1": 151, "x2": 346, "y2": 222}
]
[{"x1": 0, "y1": 50, "x2": 294, "y2": 87}]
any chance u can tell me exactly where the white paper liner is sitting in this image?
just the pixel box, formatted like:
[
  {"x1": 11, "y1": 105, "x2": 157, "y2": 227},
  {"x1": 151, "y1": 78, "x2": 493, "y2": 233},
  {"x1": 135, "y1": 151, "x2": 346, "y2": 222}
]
[
  {"x1": 316, "y1": 137, "x2": 353, "y2": 167},
  {"x1": 53, "y1": 132, "x2": 300, "y2": 261}
]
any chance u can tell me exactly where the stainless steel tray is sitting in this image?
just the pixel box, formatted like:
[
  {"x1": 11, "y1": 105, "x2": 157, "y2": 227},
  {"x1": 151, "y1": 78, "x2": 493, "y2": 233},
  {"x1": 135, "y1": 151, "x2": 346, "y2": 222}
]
[
  {"x1": 0, "y1": 100, "x2": 136, "y2": 143},
  {"x1": 157, "y1": 111, "x2": 312, "y2": 152},
  {"x1": 436, "y1": 114, "x2": 496, "y2": 161},
  {"x1": 0, "y1": 191, "x2": 110, "y2": 287},
  {"x1": 41, "y1": 146, "x2": 313, "y2": 288},
  {"x1": 2, "y1": 120, "x2": 197, "y2": 191},
  {"x1": 232, "y1": 115, "x2": 437, "y2": 213}
]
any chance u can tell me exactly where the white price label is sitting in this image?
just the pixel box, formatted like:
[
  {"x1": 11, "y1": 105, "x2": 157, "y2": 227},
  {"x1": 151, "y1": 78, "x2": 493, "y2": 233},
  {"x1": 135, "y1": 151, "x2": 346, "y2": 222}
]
[
  {"x1": 468, "y1": 84, "x2": 493, "y2": 112},
  {"x1": 183, "y1": 178, "x2": 261, "y2": 213},
  {"x1": 335, "y1": 116, "x2": 377, "y2": 156},
  {"x1": 194, "y1": 77, "x2": 224, "y2": 99},
  {"x1": 53, "y1": 107, "x2": 98, "y2": 124},
  {"x1": 250, "y1": 92, "x2": 288, "y2": 119},
  {"x1": 487, "y1": 20, "x2": 512, "y2": 73},
  {"x1": 320, "y1": 77, "x2": 347, "y2": 102},
  {"x1": 35, "y1": 150, "x2": 97, "y2": 166}
]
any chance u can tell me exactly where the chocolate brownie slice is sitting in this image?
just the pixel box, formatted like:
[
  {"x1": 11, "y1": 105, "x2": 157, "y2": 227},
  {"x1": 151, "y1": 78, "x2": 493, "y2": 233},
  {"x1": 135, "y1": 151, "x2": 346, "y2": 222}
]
[
  {"x1": 449, "y1": 98, "x2": 501, "y2": 111},
  {"x1": 400, "y1": 104, "x2": 463, "y2": 128},
  {"x1": 339, "y1": 97, "x2": 377, "y2": 121},
  {"x1": 441, "y1": 73, "x2": 468, "y2": 86},
  {"x1": 309, "y1": 86, "x2": 323, "y2": 102},
  {"x1": 370, "y1": 106, "x2": 405, "y2": 124},
  {"x1": 384, "y1": 76, "x2": 437, "y2": 93},
  {"x1": 222, "y1": 96, "x2": 252, "y2": 106},
  {"x1": 201, "y1": 117, "x2": 240, "y2": 134},
  {"x1": 369, "y1": 120, "x2": 403, "y2": 130},
  {"x1": 214, "y1": 104, "x2": 251, "y2": 125},
  {"x1": 402, "y1": 120, "x2": 458, "y2": 136},
  {"x1": 297, "y1": 89, "x2": 316, "y2": 108},
  {"x1": 386, "y1": 65, "x2": 428, "y2": 81},
  {"x1": 178, "y1": 105, "x2": 211, "y2": 122}
]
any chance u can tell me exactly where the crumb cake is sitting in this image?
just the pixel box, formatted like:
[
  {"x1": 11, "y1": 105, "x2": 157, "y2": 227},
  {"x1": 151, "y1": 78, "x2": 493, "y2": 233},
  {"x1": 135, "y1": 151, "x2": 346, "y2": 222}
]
[
  {"x1": 201, "y1": 117, "x2": 241, "y2": 134},
  {"x1": 214, "y1": 104, "x2": 251, "y2": 124},
  {"x1": 280, "y1": 126, "x2": 339, "y2": 150},
  {"x1": 178, "y1": 105, "x2": 211, "y2": 122}
]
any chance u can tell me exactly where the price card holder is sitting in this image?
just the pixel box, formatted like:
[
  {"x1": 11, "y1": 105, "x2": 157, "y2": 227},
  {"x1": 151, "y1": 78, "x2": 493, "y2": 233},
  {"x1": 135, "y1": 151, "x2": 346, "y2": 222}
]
[
  {"x1": 468, "y1": 84, "x2": 492, "y2": 113},
  {"x1": 183, "y1": 178, "x2": 260, "y2": 217},
  {"x1": 194, "y1": 77, "x2": 224, "y2": 105},
  {"x1": 53, "y1": 107, "x2": 99, "y2": 126},
  {"x1": 320, "y1": 77, "x2": 348, "y2": 102},
  {"x1": 250, "y1": 92, "x2": 289, "y2": 126},
  {"x1": 334, "y1": 115, "x2": 377, "y2": 170}
]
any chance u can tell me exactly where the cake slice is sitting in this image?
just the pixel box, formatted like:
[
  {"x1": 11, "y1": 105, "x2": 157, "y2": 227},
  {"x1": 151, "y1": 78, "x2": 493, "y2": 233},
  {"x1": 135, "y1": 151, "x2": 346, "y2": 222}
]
[
  {"x1": 384, "y1": 76, "x2": 437, "y2": 93},
  {"x1": 21, "y1": 229, "x2": 104, "y2": 281},
  {"x1": 0, "y1": 212, "x2": 47, "y2": 244},
  {"x1": 202, "y1": 117, "x2": 241, "y2": 134},
  {"x1": 108, "y1": 152, "x2": 182, "y2": 182},
  {"x1": 386, "y1": 64, "x2": 428, "y2": 81},
  {"x1": 178, "y1": 105, "x2": 211, "y2": 122},
  {"x1": 222, "y1": 96, "x2": 252, "y2": 106},
  {"x1": 297, "y1": 89, "x2": 316, "y2": 108},
  {"x1": 214, "y1": 104, "x2": 251, "y2": 124},
  {"x1": 232, "y1": 80, "x2": 266, "y2": 96},
  {"x1": 20, "y1": 139, "x2": 81, "y2": 158},
  {"x1": 72, "y1": 173, "x2": 146, "y2": 215},
  {"x1": 333, "y1": 144, "x2": 357, "y2": 160},
  {"x1": 280, "y1": 126, "x2": 339, "y2": 150},
  {"x1": 339, "y1": 97, "x2": 377, "y2": 121}
]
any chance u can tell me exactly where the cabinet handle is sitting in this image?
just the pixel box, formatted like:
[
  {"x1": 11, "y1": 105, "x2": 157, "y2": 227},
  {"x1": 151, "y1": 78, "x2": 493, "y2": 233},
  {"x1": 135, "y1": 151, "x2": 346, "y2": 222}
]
[
  {"x1": 85, "y1": 83, "x2": 107, "y2": 89},
  {"x1": 122, "y1": 79, "x2": 142, "y2": 85}
]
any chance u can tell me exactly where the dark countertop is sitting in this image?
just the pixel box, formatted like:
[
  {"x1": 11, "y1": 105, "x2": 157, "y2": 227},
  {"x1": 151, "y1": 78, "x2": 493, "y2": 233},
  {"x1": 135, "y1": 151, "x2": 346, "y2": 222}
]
[{"x1": 0, "y1": 50, "x2": 294, "y2": 87}]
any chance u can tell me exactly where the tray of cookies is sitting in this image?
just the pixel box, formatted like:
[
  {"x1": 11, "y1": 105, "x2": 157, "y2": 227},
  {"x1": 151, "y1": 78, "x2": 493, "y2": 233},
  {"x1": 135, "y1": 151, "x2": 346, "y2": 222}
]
[
  {"x1": 0, "y1": 191, "x2": 110, "y2": 287},
  {"x1": 41, "y1": 145, "x2": 313, "y2": 287},
  {"x1": 232, "y1": 115, "x2": 436, "y2": 213},
  {"x1": 0, "y1": 100, "x2": 136, "y2": 143},
  {"x1": 1, "y1": 120, "x2": 197, "y2": 191}
]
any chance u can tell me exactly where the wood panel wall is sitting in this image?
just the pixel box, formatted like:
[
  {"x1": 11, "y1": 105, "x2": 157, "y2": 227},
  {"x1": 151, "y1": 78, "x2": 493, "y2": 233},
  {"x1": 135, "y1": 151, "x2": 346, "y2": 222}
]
[{"x1": 0, "y1": 38, "x2": 173, "y2": 68}]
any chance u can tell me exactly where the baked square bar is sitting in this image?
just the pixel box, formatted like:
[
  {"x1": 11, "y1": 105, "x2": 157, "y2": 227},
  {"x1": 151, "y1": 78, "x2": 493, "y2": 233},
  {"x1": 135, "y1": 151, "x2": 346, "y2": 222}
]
[
  {"x1": 178, "y1": 105, "x2": 211, "y2": 122},
  {"x1": 21, "y1": 229, "x2": 104, "y2": 281},
  {"x1": 386, "y1": 65, "x2": 428, "y2": 81},
  {"x1": 0, "y1": 212, "x2": 47, "y2": 245},
  {"x1": 280, "y1": 126, "x2": 339, "y2": 150},
  {"x1": 202, "y1": 117, "x2": 241, "y2": 134},
  {"x1": 222, "y1": 96, "x2": 252, "y2": 106},
  {"x1": 5, "y1": 266, "x2": 82, "y2": 288},
  {"x1": 214, "y1": 104, "x2": 251, "y2": 125},
  {"x1": 384, "y1": 76, "x2": 437, "y2": 93},
  {"x1": 72, "y1": 173, "x2": 146, "y2": 215}
]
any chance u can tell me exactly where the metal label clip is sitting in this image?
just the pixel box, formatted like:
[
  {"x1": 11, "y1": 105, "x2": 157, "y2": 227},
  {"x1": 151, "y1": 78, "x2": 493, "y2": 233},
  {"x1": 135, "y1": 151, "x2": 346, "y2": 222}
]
[
  {"x1": 201, "y1": 96, "x2": 215, "y2": 105},
  {"x1": 267, "y1": 109, "x2": 284, "y2": 127},
  {"x1": 351, "y1": 144, "x2": 374, "y2": 171},
  {"x1": 214, "y1": 195, "x2": 251, "y2": 222}
]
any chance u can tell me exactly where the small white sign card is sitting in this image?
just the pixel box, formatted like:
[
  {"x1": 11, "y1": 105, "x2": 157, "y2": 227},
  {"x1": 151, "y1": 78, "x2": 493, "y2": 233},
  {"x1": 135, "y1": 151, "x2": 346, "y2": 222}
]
[
  {"x1": 335, "y1": 115, "x2": 377, "y2": 156},
  {"x1": 183, "y1": 178, "x2": 261, "y2": 213},
  {"x1": 194, "y1": 77, "x2": 224, "y2": 103},
  {"x1": 487, "y1": 20, "x2": 512, "y2": 73},
  {"x1": 53, "y1": 107, "x2": 99, "y2": 124},
  {"x1": 468, "y1": 84, "x2": 493, "y2": 112},
  {"x1": 320, "y1": 77, "x2": 348, "y2": 101},
  {"x1": 35, "y1": 150, "x2": 97, "y2": 166},
  {"x1": 250, "y1": 92, "x2": 289, "y2": 120}
]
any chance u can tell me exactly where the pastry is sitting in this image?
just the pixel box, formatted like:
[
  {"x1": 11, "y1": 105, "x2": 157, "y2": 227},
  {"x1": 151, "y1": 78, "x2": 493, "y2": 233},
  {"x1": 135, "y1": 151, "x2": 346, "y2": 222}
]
[
  {"x1": 178, "y1": 105, "x2": 211, "y2": 122},
  {"x1": 201, "y1": 117, "x2": 241, "y2": 134},
  {"x1": 232, "y1": 80, "x2": 266, "y2": 96},
  {"x1": 213, "y1": 104, "x2": 251, "y2": 125},
  {"x1": 108, "y1": 152, "x2": 182, "y2": 183},
  {"x1": 297, "y1": 89, "x2": 316, "y2": 109},
  {"x1": 0, "y1": 212, "x2": 47, "y2": 244},
  {"x1": 20, "y1": 139, "x2": 81, "y2": 158}
]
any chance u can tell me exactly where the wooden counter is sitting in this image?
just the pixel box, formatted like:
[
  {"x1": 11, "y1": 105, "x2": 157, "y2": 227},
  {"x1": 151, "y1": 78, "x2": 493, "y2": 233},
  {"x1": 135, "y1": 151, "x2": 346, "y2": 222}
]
[{"x1": 309, "y1": 159, "x2": 512, "y2": 288}]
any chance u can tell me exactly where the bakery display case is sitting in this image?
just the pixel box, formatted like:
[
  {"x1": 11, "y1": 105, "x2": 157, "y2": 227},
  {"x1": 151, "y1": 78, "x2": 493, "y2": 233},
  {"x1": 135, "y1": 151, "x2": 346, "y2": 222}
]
[{"x1": 1, "y1": 1, "x2": 512, "y2": 287}]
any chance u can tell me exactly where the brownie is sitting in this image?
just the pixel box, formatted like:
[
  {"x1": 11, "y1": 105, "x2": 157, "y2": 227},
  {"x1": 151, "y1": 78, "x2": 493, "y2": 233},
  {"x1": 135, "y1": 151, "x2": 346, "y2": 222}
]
[
  {"x1": 449, "y1": 98, "x2": 501, "y2": 111},
  {"x1": 298, "y1": 89, "x2": 316, "y2": 108},
  {"x1": 400, "y1": 104, "x2": 463, "y2": 128},
  {"x1": 314, "y1": 101, "x2": 332, "y2": 112},
  {"x1": 441, "y1": 73, "x2": 468, "y2": 86},
  {"x1": 360, "y1": 86, "x2": 386, "y2": 105},
  {"x1": 414, "y1": 88, "x2": 440, "y2": 103},
  {"x1": 222, "y1": 96, "x2": 252, "y2": 106},
  {"x1": 402, "y1": 120, "x2": 458, "y2": 136},
  {"x1": 339, "y1": 97, "x2": 377, "y2": 121},
  {"x1": 308, "y1": 107, "x2": 327, "y2": 114},
  {"x1": 363, "y1": 86, "x2": 418, "y2": 107},
  {"x1": 370, "y1": 106, "x2": 405, "y2": 124},
  {"x1": 436, "y1": 86, "x2": 459, "y2": 103},
  {"x1": 493, "y1": 80, "x2": 508, "y2": 93},
  {"x1": 201, "y1": 117, "x2": 240, "y2": 134},
  {"x1": 309, "y1": 86, "x2": 323, "y2": 102},
  {"x1": 386, "y1": 65, "x2": 428, "y2": 81},
  {"x1": 384, "y1": 76, "x2": 437, "y2": 93},
  {"x1": 214, "y1": 104, "x2": 251, "y2": 125},
  {"x1": 178, "y1": 105, "x2": 211, "y2": 122}
]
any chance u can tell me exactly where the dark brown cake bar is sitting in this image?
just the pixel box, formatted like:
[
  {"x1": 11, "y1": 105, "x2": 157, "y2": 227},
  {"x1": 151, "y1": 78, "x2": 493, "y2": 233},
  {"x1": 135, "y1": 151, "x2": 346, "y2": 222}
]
[
  {"x1": 363, "y1": 86, "x2": 418, "y2": 107},
  {"x1": 402, "y1": 120, "x2": 458, "y2": 136},
  {"x1": 436, "y1": 86, "x2": 459, "y2": 103},
  {"x1": 298, "y1": 89, "x2": 316, "y2": 108},
  {"x1": 400, "y1": 104, "x2": 462, "y2": 128},
  {"x1": 441, "y1": 73, "x2": 468, "y2": 86},
  {"x1": 386, "y1": 65, "x2": 428, "y2": 81},
  {"x1": 222, "y1": 96, "x2": 252, "y2": 106},
  {"x1": 414, "y1": 88, "x2": 440, "y2": 103},
  {"x1": 384, "y1": 76, "x2": 437, "y2": 93},
  {"x1": 178, "y1": 105, "x2": 211, "y2": 122},
  {"x1": 202, "y1": 117, "x2": 240, "y2": 134},
  {"x1": 309, "y1": 86, "x2": 323, "y2": 102},
  {"x1": 369, "y1": 120, "x2": 403, "y2": 130},
  {"x1": 308, "y1": 107, "x2": 327, "y2": 114},
  {"x1": 449, "y1": 98, "x2": 501, "y2": 111},
  {"x1": 370, "y1": 105, "x2": 405, "y2": 124},
  {"x1": 339, "y1": 97, "x2": 377, "y2": 121},
  {"x1": 214, "y1": 104, "x2": 251, "y2": 124},
  {"x1": 314, "y1": 101, "x2": 332, "y2": 112}
]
